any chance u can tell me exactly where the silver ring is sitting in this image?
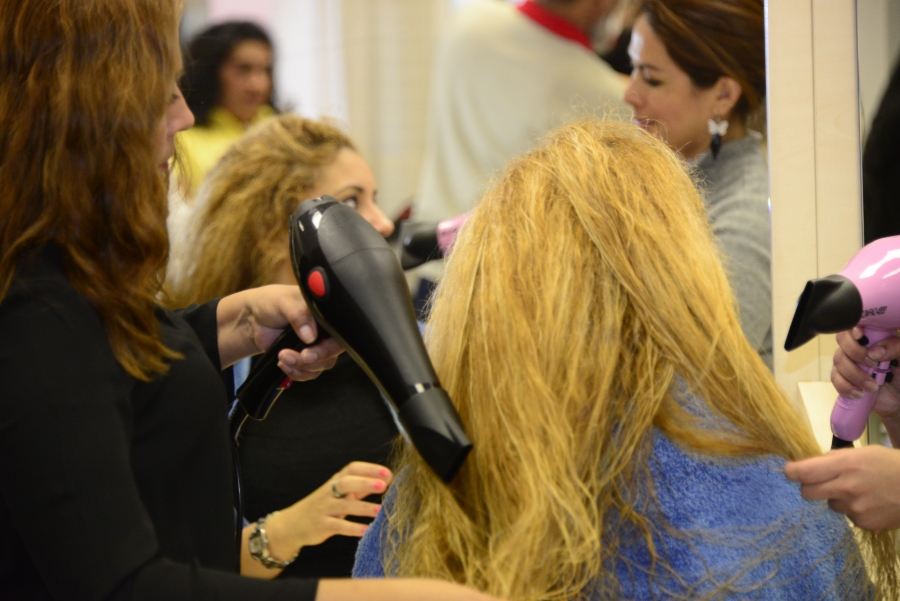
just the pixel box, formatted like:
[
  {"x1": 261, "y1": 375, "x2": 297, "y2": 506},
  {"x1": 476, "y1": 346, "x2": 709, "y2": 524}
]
[{"x1": 332, "y1": 481, "x2": 346, "y2": 499}]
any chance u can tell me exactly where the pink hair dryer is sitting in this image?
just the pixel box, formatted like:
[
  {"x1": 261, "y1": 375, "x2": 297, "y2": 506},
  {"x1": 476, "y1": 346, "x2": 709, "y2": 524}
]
[
  {"x1": 399, "y1": 211, "x2": 472, "y2": 270},
  {"x1": 784, "y1": 235, "x2": 900, "y2": 449}
]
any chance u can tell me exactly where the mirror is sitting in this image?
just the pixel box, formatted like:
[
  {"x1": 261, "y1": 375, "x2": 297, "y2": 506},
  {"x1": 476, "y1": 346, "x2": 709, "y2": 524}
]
[
  {"x1": 859, "y1": 0, "x2": 900, "y2": 246},
  {"x1": 858, "y1": 0, "x2": 900, "y2": 445}
]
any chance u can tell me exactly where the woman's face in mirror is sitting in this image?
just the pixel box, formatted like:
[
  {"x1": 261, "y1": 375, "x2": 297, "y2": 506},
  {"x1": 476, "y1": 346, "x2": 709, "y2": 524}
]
[
  {"x1": 218, "y1": 40, "x2": 273, "y2": 123},
  {"x1": 624, "y1": 15, "x2": 721, "y2": 161},
  {"x1": 308, "y1": 148, "x2": 395, "y2": 238}
]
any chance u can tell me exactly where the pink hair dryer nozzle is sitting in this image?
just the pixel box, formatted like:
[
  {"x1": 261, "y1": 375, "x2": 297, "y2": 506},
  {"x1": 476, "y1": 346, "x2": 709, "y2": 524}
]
[
  {"x1": 398, "y1": 211, "x2": 472, "y2": 270},
  {"x1": 785, "y1": 235, "x2": 900, "y2": 449}
]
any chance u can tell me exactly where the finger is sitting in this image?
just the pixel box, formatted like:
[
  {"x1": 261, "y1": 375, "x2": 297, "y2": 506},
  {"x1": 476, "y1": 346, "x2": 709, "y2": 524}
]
[
  {"x1": 784, "y1": 453, "x2": 849, "y2": 485},
  {"x1": 828, "y1": 497, "x2": 852, "y2": 518},
  {"x1": 278, "y1": 357, "x2": 339, "y2": 382},
  {"x1": 798, "y1": 478, "x2": 853, "y2": 502},
  {"x1": 837, "y1": 330, "x2": 873, "y2": 366},
  {"x1": 332, "y1": 474, "x2": 389, "y2": 498},
  {"x1": 300, "y1": 338, "x2": 344, "y2": 363},
  {"x1": 277, "y1": 339, "x2": 344, "y2": 369},
  {"x1": 866, "y1": 335, "x2": 900, "y2": 365},
  {"x1": 323, "y1": 517, "x2": 370, "y2": 538},
  {"x1": 275, "y1": 286, "x2": 318, "y2": 344},
  {"x1": 831, "y1": 362, "x2": 871, "y2": 399},
  {"x1": 296, "y1": 323, "x2": 317, "y2": 345},
  {"x1": 339, "y1": 462, "x2": 393, "y2": 483},
  {"x1": 332, "y1": 499, "x2": 383, "y2": 519},
  {"x1": 278, "y1": 343, "x2": 342, "y2": 378}
]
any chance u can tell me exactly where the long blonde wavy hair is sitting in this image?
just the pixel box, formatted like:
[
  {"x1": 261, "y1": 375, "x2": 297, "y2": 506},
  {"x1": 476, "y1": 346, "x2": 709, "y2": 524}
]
[
  {"x1": 168, "y1": 114, "x2": 354, "y2": 305},
  {"x1": 383, "y1": 119, "x2": 898, "y2": 599}
]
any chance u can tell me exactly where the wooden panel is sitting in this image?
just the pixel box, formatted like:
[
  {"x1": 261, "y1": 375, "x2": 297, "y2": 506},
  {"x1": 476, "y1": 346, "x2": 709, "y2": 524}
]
[
  {"x1": 768, "y1": 0, "x2": 819, "y2": 401},
  {"x1": 811, "y1": 0, "x2": 863, "y2": 375},
  {"x1": 769, "y1": 0, "x2": 862, "y2": 402}
]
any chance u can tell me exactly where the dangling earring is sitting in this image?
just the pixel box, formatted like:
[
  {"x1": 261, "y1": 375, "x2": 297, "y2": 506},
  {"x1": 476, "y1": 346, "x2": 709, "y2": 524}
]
[{"x1": 708, "y1": 117, "x2": 729, "y2": 160}]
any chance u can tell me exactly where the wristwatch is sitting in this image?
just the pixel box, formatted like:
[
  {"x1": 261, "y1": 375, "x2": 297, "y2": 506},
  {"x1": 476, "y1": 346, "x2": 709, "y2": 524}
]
[{"x1": 248, "y1": 511, "x2": 297, "y2": 569}]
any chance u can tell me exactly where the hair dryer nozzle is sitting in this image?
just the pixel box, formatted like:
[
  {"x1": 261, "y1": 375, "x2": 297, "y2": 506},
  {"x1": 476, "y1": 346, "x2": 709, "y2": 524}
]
[
  {"x1": 400, "y1": 387, "x2": 472, "y2": 483},
  {"x1": 784, "y1": 275, "x2": 863, "y2": 351},
  {"x1": 399, "y1": 221, "x2": 442, "y2": 270}
]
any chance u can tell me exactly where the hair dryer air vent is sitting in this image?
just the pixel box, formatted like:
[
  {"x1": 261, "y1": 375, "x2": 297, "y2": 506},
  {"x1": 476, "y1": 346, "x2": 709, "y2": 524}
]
[{"x1": 784, "y1": 275, "x2": 863, "y2": 351}]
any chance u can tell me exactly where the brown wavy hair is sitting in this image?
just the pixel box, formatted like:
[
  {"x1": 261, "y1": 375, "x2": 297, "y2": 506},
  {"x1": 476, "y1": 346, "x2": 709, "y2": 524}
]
[
  {"x1": 167, "y1": 114, "x2": 354, "y2": 306},
  {"x1": 640, "y1": 0, "x2": 765, "y2": 126},
  {"x1": 383, "y1": 119, "x2": 898, "y2": 599},
  {"x1": 0, "y1": 0, "x2": 183, "y2": 380}
]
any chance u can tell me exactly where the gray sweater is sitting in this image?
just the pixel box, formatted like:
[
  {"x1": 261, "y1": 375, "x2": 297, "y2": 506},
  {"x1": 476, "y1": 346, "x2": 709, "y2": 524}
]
[{"x1": 695, "y1": 132, "x2": 773, "y2": 370}]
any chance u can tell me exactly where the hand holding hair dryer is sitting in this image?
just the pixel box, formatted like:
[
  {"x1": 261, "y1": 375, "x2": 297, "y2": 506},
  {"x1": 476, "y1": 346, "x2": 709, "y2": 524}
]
[
  {"x1": 233, "y1": 196, "x2": 472, "y2": 483},
  {"x1": 784, "y1": 235, "x2": 900, "y2": 449}
]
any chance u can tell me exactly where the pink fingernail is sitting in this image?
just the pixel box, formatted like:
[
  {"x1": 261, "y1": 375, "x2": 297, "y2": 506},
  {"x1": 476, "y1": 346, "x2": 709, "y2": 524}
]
[
  {"x1": 374, "y1": 481, "x2": 385, "y2": 491},
  {"x1": 379, "y1": 468, "x2": 390, "y2": 477}
]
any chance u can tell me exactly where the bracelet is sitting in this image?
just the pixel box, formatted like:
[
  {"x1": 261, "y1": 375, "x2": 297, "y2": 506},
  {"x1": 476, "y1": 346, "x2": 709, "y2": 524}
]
[{"x1": 247, "y1": 511, "x2": 299, "y2": 569}]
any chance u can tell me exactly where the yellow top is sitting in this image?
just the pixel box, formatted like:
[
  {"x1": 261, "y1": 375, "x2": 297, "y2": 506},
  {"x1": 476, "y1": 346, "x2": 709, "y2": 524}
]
[{"x1": 175, "y1": 105, "x2": 275, "y2": 197}]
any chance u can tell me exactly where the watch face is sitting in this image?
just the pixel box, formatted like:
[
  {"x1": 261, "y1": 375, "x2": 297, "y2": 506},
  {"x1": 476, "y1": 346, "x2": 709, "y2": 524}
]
[{"x1": 248, "y1": 532, "x2": 265, "y2": 556}]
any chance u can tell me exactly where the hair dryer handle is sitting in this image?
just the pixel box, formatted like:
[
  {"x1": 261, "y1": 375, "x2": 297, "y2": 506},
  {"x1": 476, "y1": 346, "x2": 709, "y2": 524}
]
[
  {"x1": 230, "y1": 326, "x2": 329, "y2": 446},
  {"x1": 831, "y1": 327, "x2": 892, "y2": 447}
]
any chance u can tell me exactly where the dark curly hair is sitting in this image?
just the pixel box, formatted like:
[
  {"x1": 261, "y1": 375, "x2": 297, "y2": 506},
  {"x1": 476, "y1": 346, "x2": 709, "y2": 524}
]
[{"x1": 181, "y1": 21, "x2": 276, "y2": 126}]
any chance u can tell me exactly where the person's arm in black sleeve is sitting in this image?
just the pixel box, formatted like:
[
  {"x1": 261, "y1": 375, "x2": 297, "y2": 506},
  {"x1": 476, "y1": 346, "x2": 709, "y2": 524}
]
[
  {"x1": 0, "y1": 282, "x2": 318, "y2": 601},
  {"x1": 174, "y1": 299, "x2": 236, "y2": 400}
]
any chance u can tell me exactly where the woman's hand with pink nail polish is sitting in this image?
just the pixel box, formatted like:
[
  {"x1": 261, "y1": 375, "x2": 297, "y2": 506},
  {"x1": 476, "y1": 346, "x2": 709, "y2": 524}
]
[{"x1": 267, "y1": 462, "x2": 393, "y2": 551}]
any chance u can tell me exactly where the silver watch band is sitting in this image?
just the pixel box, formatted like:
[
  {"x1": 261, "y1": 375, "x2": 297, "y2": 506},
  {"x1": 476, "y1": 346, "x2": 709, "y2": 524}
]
[{"x1": 248, "y1": 511, "x2": 297, "y2": 569}]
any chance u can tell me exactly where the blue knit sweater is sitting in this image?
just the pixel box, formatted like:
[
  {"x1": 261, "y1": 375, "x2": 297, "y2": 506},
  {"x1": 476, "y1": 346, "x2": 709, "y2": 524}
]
[{"x1": 353, "y1": 429, "x2": 872, "y2": 599}]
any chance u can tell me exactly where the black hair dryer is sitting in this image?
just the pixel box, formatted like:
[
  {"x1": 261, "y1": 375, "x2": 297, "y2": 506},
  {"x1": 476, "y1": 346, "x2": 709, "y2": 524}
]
[{"x1": 233, "y1": 196, "x2": 472, "y2": 483}]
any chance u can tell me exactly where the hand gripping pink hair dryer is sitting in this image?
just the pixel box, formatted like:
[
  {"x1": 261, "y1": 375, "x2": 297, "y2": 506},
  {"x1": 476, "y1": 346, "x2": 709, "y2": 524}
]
[
  {"x1": 398, "y1": 210, "x2": 472, "y2": 270},
  {"x1": 784, "y1": 235, "x2": 900, "y2": 449}
]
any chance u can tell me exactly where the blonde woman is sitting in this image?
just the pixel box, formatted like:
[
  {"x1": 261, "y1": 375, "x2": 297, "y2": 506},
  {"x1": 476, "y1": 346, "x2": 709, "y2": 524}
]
[
  {"x1": 353, "y1": 119, "x2": 897, "y2": 599},
  {"x1": 168, "y1": 114, "x2": 398, "y2": 579}
]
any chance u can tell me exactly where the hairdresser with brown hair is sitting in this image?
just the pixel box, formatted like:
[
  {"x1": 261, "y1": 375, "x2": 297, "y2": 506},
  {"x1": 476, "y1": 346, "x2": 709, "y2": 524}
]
[
  {"x1": 0, "y1": 1, "x2": 502, "y2": 600},
  {"x1": 624, "y1": 0, "x2": 772, "y2": 369}
]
